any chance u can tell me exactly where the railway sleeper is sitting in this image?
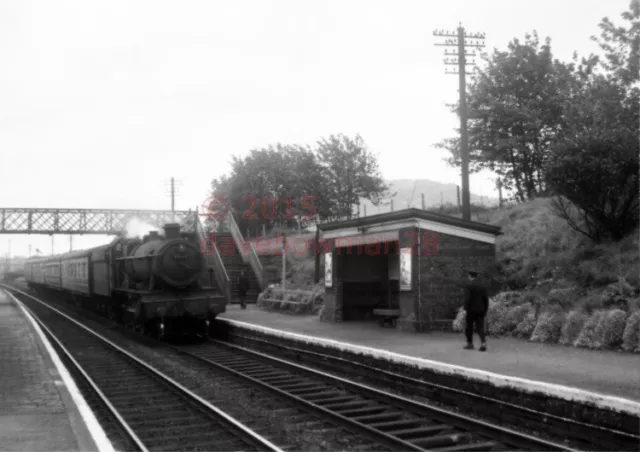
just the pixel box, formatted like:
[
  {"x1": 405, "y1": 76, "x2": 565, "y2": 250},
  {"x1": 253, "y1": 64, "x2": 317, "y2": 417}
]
[
  {"x1": 212, "y1": 358, "x2": 248, "y2": 366},
  {"x1": 140, "y1": 428, "x2": 235, "y2": 444},
  {"x1": 434, "y1": 440, "x2": 501, "y2": 452},
  {"x1": 288, "y1": 386, "x2": 330, "y2": 396},
  {"x1": 276, "y1": 382, "x2": 325, "y2": 391},
  {"x1": 124, "y1": 412, "x2": 198, "y2": 424},
  {"x1": 139, "y1": 422, "x2": 217, "y2": 435},
  {"x1": 304, "y1": 390, "x2": 345, "y2": 400},
  {"x1": 100, "y1": 385, "x2": 160, "y2": 397},
  {"x1": 411, "y1": 432, "x2": 472, "y2": 449},
  {"x1": 351, "y1": 411, "x2": 404, "y2": 423},
  {"x1": 323, "y1": 400, "x2": 371, "y2": 410},
  {"x1": 228, "y1": 363, "x2": 265, "y2": 371},
  {"x1": 149, "y1": 437, "x2": 249, "y2": 452},
  {"x1": 336, "y1": 406, "x2": 386, "y2": 417},
  {"x1": 312, "y1": 395, "x2": 356, "y2": 405},
  {"x1": 245, "y1": 370, "x2": 289, "y2": 378},
  {"x1": 208, "y1": 353, "x2": 242, "y2": 360},
  {"x1": 119, "y1": 402, "x2": 186, "y2": 413},
  {"x1": 259, "y1": 375, "x2": 296, "y2": 384},
  {"x1": 366, "y1": 419, "x2": 424, "y2": 430},
  {"x1": 387, "y1": 424, "x2": 451, "y2": 439}
]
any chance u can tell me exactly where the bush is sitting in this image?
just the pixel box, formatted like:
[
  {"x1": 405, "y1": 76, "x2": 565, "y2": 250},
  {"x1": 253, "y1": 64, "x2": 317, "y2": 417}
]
[
  {"x1": 513, "y1": 310, "x2": 537, "y2": 339},
  {"x1": 490, "y1": 291, "x2": 522, "y2": 307},
  {"x1": 622, "y1": 310, "x2": 640, "y2": 352},
  {"x1": 503, "y1": 303, "x2": 533, "y2": 334},
  {"x1": 600, "y1": 281, "x2": 636, "y2": 311},
  {"x1": 597, "y1": 309, "x2": 628, "y2": 349},
  {"x1": 546, "y1": 287, "x2": 578, "y2": 310},
  {"x1": 530, "y1": 307, "x2": 565, "y2": 343},
  {"x1": 486, "y1": 300, "x2": 510, "y2": 336},
  {"x1": 577, "y1": 293, "x2": 605, "y2": 314},
  {"x1": 574, "y1": 311, "x2": 607, "y2": 348},
  {"x1": 559, "y1": 310, "x2": 589, "y2": 345}
]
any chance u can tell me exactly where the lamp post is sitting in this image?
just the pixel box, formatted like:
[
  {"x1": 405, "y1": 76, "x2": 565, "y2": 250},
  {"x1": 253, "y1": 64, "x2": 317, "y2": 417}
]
[{"x1": 281, "y1": 233, "x2": 287, "y2": 290}]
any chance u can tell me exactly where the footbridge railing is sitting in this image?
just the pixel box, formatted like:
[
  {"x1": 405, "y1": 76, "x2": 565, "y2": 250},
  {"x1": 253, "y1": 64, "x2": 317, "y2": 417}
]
[
  {"x1": 194, "y1": 212, "x2": 231, "y2": 305},
  {"x1": 226, "y1": 211, "x2": 265, "y2": 291}
]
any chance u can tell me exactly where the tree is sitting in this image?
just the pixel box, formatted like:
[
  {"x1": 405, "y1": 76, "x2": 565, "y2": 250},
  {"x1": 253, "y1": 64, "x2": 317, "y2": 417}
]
[
  {"x1": 591, "y1": 0, "x2": 640, "y2": 88},
  {"x1": 315, "y1": 134, "x2": 392, "y2": 221},
  {"x1": 208, "y1": 134, "x2": 391, "y2": 235},
  {"x1": 546, "y1": 3, "x2": 640, "y2": 242},
  {"x1": 437, "y1": 32, "x2": 572, "y2": 202}
]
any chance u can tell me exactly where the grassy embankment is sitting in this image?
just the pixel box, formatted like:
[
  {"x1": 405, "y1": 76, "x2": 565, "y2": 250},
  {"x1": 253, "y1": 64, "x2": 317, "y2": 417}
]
[{"x1": 252, "y1": 199, "x2": 640, "y2": 352}]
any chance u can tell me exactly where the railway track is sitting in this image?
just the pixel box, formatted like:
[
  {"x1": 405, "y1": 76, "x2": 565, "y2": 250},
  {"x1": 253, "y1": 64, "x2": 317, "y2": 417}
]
[
  {"x1": 172, "y1": 340, "x2": 578, "y2": 452},
  {"x1": 5, "y1": 288, "x2": 282, "y2": 452},
  {"x1": 221, "y1": 330, "x2": 640, "y2": 452}
]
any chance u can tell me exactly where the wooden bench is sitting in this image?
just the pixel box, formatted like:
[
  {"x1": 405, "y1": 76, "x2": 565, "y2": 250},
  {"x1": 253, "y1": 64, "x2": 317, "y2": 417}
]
[{"x1": 373, "y1": 308, "x2": 400, "y2": 327}]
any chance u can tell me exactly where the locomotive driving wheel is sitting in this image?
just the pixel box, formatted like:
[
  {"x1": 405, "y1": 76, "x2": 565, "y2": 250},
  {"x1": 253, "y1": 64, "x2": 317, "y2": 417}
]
[{"x1": 200, "y1": 319, "x2": 210, "y2": 340}]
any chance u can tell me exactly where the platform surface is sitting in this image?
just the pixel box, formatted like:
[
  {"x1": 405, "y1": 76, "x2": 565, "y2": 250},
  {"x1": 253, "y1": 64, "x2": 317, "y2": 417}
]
[
  {"x1": 0, "y1": 289, "x2": 103, "y2": 451},
  {"x1": 220, "y1": 305, "x2": 640, "y2": 402}
]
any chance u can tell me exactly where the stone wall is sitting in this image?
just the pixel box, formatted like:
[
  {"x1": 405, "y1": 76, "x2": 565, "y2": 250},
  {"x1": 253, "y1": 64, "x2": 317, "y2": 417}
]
[{"x1": 419, "y1": 230, "x2": 496, "y2": 329}]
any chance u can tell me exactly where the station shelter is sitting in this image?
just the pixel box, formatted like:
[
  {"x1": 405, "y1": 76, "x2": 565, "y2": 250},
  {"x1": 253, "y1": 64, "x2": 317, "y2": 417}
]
[{"x1": 317, "y1": 209, "x2": 502, "y2": 332}]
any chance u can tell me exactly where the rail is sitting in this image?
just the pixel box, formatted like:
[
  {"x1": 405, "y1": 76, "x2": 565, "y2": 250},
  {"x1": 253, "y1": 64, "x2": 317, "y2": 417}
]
[
  {"x1": 5, "y1": 286, "x2": 282, "y2": 452},
  {"x1": 226, "y1": 211, "x2": 265, "y2": 290},
  {"x1": 194, "y1": 212, "x2": 232, "y2": 304},
  {"x1": 174, "y1": 341, "x2": 578, "y2": 452}
]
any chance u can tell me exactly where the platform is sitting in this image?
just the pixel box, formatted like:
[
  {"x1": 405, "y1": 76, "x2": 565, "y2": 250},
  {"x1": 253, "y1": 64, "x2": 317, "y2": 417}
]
[
  {"x1": 219, "y1": 305, "x2": 640, "y2": 403},
  {"x1": 0, "y1": 289, "x2": 113, "y2": 452}
]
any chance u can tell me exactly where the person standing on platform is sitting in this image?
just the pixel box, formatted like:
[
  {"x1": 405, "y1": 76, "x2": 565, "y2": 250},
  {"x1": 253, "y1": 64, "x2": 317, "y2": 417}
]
[
  {"x1": 237, "y1": 270, "x2": 250, "y2": 309},
  {"x1": 464, "y1": 270, "x2": 489, "y2": 352}
]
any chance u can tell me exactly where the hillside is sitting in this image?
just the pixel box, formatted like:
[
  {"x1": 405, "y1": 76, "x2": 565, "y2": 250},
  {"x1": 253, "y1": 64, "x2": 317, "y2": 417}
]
[
  {"x1": 258, "y1": 197, "x2": 640, "y2": 352},
  {"x1": 358, "y1": 179, "x2": 499, "y2": 216}
]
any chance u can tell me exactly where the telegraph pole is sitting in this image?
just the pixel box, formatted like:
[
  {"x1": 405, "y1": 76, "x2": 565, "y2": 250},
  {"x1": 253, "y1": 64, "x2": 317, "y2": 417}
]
[
  {"x1": 6, "y1": 239, "x2": 10, "y2": 275},
  {"x1": 170, "y1": 178, "x2": 175, "y2": 212},
  {"x1": 434, "y1": 24, "x2": 485, "y2": 221},
  {"x1": 164, "y1": 177, "x2": 183, "y2": 221}
]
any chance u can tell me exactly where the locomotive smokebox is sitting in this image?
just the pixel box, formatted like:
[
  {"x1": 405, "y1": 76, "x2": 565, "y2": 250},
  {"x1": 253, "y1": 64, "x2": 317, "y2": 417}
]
[{"x1": 164, "y1": 223, "x2": 181, "y2": 240}]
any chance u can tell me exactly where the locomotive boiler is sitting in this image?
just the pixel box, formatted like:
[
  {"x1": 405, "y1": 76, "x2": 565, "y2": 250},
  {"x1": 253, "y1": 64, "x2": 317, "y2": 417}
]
[{"x1": 113, "y1": 223, "x2": 223, "y2": 338}]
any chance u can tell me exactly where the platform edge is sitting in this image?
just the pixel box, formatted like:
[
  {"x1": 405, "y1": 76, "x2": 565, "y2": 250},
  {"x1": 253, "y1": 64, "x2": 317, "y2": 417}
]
[
  {"x1": 220, "y1": 318, "x2": 640, "y2": 416},
  {"x1": 8, "y1": 291, "x2": 116, "y2": 452}
]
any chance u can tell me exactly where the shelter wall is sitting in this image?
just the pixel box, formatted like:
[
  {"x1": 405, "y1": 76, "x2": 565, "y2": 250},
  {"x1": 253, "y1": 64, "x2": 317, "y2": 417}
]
[{"x1": 417, "y1": 229, "x2": 496, "y2": 331}]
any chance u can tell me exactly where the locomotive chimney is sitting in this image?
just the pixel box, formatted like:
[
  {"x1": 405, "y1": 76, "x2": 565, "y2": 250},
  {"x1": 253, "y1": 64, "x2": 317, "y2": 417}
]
[{"x1": 163, "y1": 223, "x2": 181, "y2": 240}]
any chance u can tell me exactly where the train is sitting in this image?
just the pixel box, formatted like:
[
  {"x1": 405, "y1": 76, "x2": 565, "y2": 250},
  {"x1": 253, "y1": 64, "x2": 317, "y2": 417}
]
[{"x1": 24, "y1": 222, "x2": 226, "y2": 339}]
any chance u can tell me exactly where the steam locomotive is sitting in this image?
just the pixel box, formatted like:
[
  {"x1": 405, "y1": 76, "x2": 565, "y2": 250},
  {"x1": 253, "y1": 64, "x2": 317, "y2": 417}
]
[{"x1": 24, "y1": 223, "x2": 226, "y2": 339}]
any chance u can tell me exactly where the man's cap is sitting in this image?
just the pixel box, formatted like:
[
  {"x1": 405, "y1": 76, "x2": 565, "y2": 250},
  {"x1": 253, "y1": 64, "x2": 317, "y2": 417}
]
[{"x1": 468, "y1": 270, "x2": 479, "y2": 277}]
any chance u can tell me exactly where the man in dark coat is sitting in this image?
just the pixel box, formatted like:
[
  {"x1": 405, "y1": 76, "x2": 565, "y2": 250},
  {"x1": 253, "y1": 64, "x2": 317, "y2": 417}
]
[
  {"x1": 464, "y1": 271, "x2": 489, "y2": 351},
  {"x1": 237, "y1": 270, "x2": 250, "y2": 309}
]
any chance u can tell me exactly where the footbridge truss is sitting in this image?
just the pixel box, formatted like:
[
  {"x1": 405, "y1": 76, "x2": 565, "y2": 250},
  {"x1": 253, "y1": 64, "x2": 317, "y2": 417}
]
[{"x1": 0, "y1": 208, "x2": 198, "y2": 235}]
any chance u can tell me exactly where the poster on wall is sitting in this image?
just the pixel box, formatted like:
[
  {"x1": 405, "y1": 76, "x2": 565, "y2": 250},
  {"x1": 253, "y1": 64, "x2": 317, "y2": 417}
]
[
  {"x1": 399, "y1": 247, "x2": 412, "y2": 291},
  {"x1": 324, "y1": 252, "x2": 333, "y2": 288}
]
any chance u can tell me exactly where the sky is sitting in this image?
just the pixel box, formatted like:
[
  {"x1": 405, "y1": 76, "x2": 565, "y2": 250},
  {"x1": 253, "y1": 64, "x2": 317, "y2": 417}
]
[{"x1": 0, "y1": 0, "x2": 627, "y2": 257}]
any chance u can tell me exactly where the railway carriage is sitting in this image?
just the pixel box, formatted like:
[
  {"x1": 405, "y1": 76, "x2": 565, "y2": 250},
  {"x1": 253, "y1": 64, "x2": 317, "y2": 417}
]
[
  {"x1": 24, "y1": 223, "x2": 226, "y2": 339},
  {"x1": 60, "y1": 250, "x2": 91, "y2": 296}
]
